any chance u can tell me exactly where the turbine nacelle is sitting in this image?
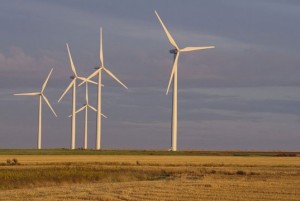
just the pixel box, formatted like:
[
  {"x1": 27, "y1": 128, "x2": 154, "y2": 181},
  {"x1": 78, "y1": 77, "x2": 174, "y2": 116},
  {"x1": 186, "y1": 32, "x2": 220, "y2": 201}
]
[
  {"x1": 169, "y1": 49, "x2": 178, "y2": 54},
  {"x1": 70, "y1": 75, "x2": 75, "y2": 79}
]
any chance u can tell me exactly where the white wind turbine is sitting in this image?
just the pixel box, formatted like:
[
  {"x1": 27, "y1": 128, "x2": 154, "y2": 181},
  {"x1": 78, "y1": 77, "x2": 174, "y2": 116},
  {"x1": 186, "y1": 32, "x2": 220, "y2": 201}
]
[
  {"x1": 58, "y1": 43, "x2": 96, "y2": 150},
  {"x1": 14, "y1": 68, "x2": 57, "y2": 149},
  {"x1": 155, "y1": 11, "x2": 215, "y2": 151},
  {"x1": 69, "y1": 82, "x2": 107, "y2": 149},
  {"x1": 80, "y1": 27, "x2": 128, "y2": 150}
]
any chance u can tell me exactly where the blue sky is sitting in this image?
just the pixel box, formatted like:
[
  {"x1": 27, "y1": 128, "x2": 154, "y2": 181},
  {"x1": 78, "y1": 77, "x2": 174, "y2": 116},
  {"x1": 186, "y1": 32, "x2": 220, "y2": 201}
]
[{"x1": 0, "y1": 0, "x2": 300, "y2": 150}]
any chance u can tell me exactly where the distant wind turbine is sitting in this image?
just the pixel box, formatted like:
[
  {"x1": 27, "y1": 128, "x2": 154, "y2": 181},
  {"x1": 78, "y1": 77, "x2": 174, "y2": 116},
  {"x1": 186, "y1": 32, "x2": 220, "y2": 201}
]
[
  {"x1": 155, "y1": 10, "x2": 215, "y2": 151},
  {"x1": 80, "y1": 27, "x2": 128, "y2": 150},
  {"x1": 14, "y1": 68, "x2": 57, "y2": 149},
  {"x1": 58, "y1": 43, "x2": 96, "y2": 150},
  {"x1": 69, "y1": 81, "x2": 107, "y2": 149}
]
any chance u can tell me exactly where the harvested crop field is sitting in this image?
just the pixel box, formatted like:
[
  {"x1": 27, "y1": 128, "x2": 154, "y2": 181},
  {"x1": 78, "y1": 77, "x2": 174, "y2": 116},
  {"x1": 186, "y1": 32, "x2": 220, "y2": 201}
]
[{"x1": 0, "y1": 151, "x2": 299, "y2": 201}]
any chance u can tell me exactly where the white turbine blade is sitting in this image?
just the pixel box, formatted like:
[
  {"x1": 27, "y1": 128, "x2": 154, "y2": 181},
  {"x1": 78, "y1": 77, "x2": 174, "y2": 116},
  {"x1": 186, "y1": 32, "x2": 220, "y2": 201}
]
[
  {"x1": 88, "y1": 104, "x2": 107, "y2": 118},
  {"x1": 166, "y1": 53, "x2": 179, "y2": 95},
  {"x1": 42, "y1": 94, "x2": 57, "y2": 117},
  {"x1": 78, "y1": 80, "x2": 85, "y2": 87},
  {"x1": 103, "y1": 67, "x2": 128, "y2": 89},
  {"x1": 76, "y1": 105, "x2": 86, "y2": 114},
  {"x1": 87, "y1": 69, "x2": 100, "y2": 80},
  {"x1": 68, "y1": 105, "x2": 86, "y2": 117},
  {"x1": 100, "y1": 27, "x2": 104, "y2": 66},
  {"x1": 41, "y1": 68, "x2": 54, "y2": 93},
  {"x1": 78, "y1": 70, "x2": 99, "y2": 86},
  {"x1": 77, "y1": 76, "x2": 97, "y2": 85},
  {"x1": 180, "y1": 46, "x2": 215, "y2": 52},
  {"x1": 88, "y1": 104, "x2": 97, "y2": 112},
  {"x1": 14, "y1": 92, "x2": 40, "y2": 96},
  {"x1": 58, "y1": 80, "x2": 74, "y2": 102},
  {"x1": 155, "y1": 10, "x2": 179, "y2": 50},
  {"x1": 66, "y1": 43, "x2": 77, "y2": 77}
]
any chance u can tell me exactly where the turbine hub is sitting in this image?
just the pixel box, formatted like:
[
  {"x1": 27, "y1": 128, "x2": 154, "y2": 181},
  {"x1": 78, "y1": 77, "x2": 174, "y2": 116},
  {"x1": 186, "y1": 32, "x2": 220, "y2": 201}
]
[
  {"x1": 169, "y1": 49, "x2": 177, "y2": 54},
  {"x1": 70, "y1": 75, "x2": 75, "y2": 79}
]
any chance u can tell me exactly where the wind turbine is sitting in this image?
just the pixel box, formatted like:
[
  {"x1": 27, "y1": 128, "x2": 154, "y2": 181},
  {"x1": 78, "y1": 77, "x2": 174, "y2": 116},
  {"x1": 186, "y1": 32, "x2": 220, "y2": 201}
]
[
  {"x1": 69, "y1": 82, "x2": 107, "y2": 149},
  {"x1": 80, "y1": 27, "x2": 128, "y2": 150},
  {"x1": 58, "y1": 43, "x2": 96, "y2": 150},
  {"x1": 14, "y1": 68, "x2": 57, "y2": 149},
  {"x1": 155, "y1": 11, "x2": 215, "y2": 151}
]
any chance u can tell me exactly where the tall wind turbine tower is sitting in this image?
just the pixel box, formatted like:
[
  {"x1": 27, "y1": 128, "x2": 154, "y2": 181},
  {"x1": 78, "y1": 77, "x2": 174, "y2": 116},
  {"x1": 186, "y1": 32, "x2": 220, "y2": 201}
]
[
  {"x1": 155, "y1": 11, "x2": 215, "y2": 151},
  {"x1": 58, "y1": 44, "x2": 96, "y2": 149},
  {"x1": 14, "y1": 68, "x2": 57, "y2": 149},
  {"x1": 80, "y1": 27, "x2": 128, "y2": 150}
]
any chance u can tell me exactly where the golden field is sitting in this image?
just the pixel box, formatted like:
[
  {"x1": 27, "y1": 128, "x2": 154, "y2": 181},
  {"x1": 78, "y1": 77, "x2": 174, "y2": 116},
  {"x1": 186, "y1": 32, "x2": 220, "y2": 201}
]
[{"x1": 0, "y1": 154, "x2": 299, "y2": 200}]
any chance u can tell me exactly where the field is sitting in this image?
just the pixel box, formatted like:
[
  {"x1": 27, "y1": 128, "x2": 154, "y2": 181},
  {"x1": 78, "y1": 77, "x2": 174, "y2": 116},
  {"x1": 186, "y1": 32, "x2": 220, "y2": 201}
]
[{"x1": 0, "y1": 150, "x2": 299, "y2": 201}]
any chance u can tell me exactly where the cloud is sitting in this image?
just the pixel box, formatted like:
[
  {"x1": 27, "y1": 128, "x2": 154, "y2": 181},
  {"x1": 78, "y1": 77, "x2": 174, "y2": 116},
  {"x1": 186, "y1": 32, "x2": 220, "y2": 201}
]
[
  {"x1": 178, "y1": 115, "x2": 300, "y2": 150},
  {"x1": 177, "y1": 46, "x2": 300, "y2": 88},
  {"x1": 178, "y1": 87, "x2": 300, "y2": 118},
  {"x1": 0, "y1": 47, "x2": 68, "y2": 89},
  {"x1": 0, "y1": 47, "x2": 35, "y2": 71}
]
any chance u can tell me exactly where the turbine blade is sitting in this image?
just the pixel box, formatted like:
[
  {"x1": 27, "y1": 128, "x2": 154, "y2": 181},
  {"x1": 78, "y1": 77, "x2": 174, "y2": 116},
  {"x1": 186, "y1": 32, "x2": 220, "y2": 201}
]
[
  {"x1": 58, "y1": 80, "x2": 74, "y2": 102},
  {"x1": 155, "y1": 10, "x2": 179, "y2": 49},
  {"x1": 41, "y1": 68, "x2": 54, "y2": 93},
  {"x1": 78, "y1": 70, "x2": 99, "y2": 86},
  {"x1": 69, "y1": 106, "x2": 87, "y2": 117},
  {"x1": 87, "y1": 69, "x2": 100, "y2": 80},
  {"x1": 14, "y1": 92, "x2": 40, "y2": 96},
  {"x1": 180, "y1": 46, "x2": 215, "y2": 52},
  {"x1": 66, "y1": 43, "x2": 77, "y2": 77},
  {"x1": 103, "y1": 67, "x2": 128, "y2": 89},
  {"x1": 166, "y1": 53, "x2": 179, "y2": 95},
  {"x1": 78, "y1": 80, "x2": 85, "y2": 87},
  {"x1": 88, "y1": 104, "x2": 107, "y2": 118},
  {"x1": 76, "y1": 105, "x2": 86, "y2": 114},
  {"x1": 88, "y1": 104, "x2": 97, "y2": 112},
  {"x1": 77, "y1": 76, "x2": 97, "y2": 85},
  {"x1": 100, "y1": 27, "x2": 104, "y2": 66},
  {"x1": 42, "y1": 94, "x2": 57, "y2": 117}
]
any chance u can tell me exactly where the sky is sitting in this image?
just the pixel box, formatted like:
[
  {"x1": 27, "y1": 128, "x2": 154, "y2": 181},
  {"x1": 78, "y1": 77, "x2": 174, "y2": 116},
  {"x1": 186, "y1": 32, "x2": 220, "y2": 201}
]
[{"x1": 0, "y1": 0, "x2": 300, "y2": 150}]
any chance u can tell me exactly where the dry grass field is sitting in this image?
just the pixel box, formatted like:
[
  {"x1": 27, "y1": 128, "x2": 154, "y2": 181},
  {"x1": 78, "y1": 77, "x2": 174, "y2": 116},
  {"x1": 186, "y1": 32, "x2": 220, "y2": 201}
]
[{"x1": 0, "y1": 152, "x2": 299, "y2": 200}]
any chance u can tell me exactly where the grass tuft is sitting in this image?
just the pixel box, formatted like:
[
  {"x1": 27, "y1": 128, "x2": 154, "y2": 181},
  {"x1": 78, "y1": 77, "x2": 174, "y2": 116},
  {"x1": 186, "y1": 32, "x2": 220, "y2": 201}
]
[{"x1": 3, "y1": 158, "x2": 20, "y2": 166}]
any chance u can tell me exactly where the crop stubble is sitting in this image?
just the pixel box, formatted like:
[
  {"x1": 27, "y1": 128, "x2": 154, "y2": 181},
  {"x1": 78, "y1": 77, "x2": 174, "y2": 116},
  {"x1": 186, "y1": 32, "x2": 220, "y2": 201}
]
[{"x1": 0, "y1": 154, "x2": 299, "y2": 201}]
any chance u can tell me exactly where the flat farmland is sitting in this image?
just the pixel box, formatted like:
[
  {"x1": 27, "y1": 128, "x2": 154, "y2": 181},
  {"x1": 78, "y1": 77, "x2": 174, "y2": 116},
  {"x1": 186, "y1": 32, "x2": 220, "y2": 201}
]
[{"x1": 0, "y1": 150, "x2": 299, "y2": 201}]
